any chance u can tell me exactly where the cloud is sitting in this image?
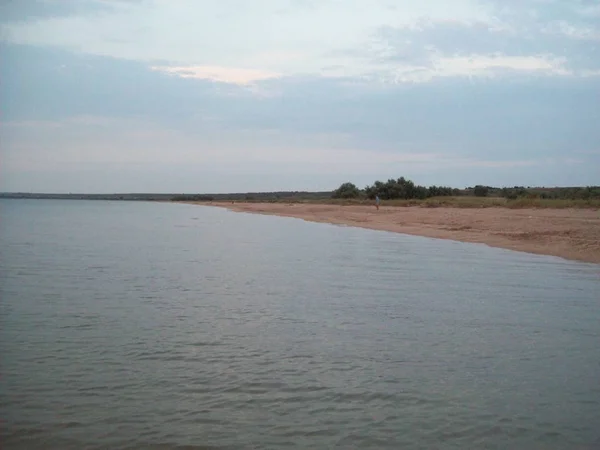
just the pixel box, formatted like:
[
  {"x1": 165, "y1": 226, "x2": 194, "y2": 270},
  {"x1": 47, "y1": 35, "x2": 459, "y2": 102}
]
[
  {"x1": 151, "y1": 65, "x2": 282, "y2": 85},
  {"x1": 3, "y1": 110, "x2": 599, "y2": 192},
  {"x1": 0, "y1": 43, "x2": 237, "y2": 121},
  {"x1": 439, "y1": 54, "x2": 564, "y2": 74},
  {"x1": 4, "y1": 43, "x2": 599, "y2": 150},
  {"x1": 0, "y1": 0, "x2": 140, "y2": 23},
  {"x1": 1, "y1": 1, "x2": 599, "y2": 192},
  {"x1": 577, "y1": 3, "x2": 600, "y2": 18},
  {"x1": 0, "y1": 0, "x2": 510, "y2": 81},
  {"x1": 3, "y1": 0, "x2": 597, "y2": 85},
  {"x1": 0, "y1": 115, "x2": 448, "y2": 191},
  {"x1": 376, "y1": 54, "x2": 569, "y2": 83},
  {"x1": 541, "y1": 20, "x2": 600, "y2": 40},
  {"x1": 5, "y1": 114, "x2": 584, "y2": 192},
  {"x1": 361, "y1": 11, "x2": 600, "y2": 82}
]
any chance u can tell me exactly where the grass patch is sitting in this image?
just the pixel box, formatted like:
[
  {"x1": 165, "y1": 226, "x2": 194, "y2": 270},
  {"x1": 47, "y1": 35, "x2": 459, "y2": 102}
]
[
  {"x1": 504, "y1": 197, "x2": 600, "y2": 209},
  {"x1": 218, "y1": 196, "x2": 600, "y2": 209}
]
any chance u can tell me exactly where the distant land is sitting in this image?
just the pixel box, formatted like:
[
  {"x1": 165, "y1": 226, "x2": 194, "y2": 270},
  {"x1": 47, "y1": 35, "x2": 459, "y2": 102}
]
[
  {"x1": 3, "y1": 186, "x2": 599, "y2": 262},
  {"x1": 0, "y1": 191, "x2": 333, "y2": 202},
  {"x1": 1, "y1": 184, "x2": 598, "y2": 204}
]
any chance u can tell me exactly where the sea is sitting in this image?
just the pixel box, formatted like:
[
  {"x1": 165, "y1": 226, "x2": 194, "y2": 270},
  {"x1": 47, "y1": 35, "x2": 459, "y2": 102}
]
[{"x1": 1, "y1": 199, "x2": 599, "y2": 450}]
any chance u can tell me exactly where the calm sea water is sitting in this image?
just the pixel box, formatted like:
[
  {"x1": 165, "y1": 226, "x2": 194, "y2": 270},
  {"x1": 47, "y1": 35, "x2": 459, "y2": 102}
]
[{"x1": 1, "y1": 199, "x2": 599, "y2": 450}]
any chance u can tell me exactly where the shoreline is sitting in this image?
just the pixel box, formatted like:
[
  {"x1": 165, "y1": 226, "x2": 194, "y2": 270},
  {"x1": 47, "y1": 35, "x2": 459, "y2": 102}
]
[{"x1": 186, "y1": 202, "x2": 600, "y2": 264}]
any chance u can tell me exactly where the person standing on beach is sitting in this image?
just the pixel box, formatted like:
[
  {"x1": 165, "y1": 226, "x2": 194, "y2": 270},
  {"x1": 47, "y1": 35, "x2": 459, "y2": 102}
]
[{"x1": 375, "y1": 195, "x2": 380, "y2": 210}]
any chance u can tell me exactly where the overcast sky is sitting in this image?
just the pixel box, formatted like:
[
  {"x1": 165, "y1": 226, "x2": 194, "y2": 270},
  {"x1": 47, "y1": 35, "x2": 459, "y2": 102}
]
[{"x1": 1, "y1": 0, "x2": 599, "y2": 193}]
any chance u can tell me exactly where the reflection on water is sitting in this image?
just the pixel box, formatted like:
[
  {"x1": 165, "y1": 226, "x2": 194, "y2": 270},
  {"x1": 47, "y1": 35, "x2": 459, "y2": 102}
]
[{"x1": 1, "y1": 199, "x2": 599, "y2": 449}]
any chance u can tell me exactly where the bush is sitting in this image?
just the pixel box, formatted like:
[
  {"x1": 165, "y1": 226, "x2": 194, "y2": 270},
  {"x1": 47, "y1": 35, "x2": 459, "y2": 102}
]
[
  {"x1": 364, "y1": 177, "x2": 455, "y2": 200},
  {"x1": 473, "y1": 185, "x2": 489, "y2": 197},
  {"x1": 332, "y1": 182, "x2": 361, "y2": 199}
]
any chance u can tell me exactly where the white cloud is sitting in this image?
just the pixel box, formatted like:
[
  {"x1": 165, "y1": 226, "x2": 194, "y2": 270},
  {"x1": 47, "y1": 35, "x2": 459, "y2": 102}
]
[
  {"x1": 151, "y1": 65, "x2": 282, "y2": 85},
  {"x1": 541, "y1": 20, "x2": 600, "y2": 40},
  {"x1": 3, "y1": 1, "x2": 600, "y2": 192},
  {"x1": 0, "y1": 0, "x2": 493, "y2": 79},
  {"x1": 355, "y1": 53, "x2": 571, "y2": 84},
  {"x1": 434, "y1": 53, "x2": 568, "y2": 76},
  {"x1": 3, "y1": 0, "x2": 598, "y2": 83},
  {"x1": 151, "y1": 52, "x2": 579, "y2": 87}
]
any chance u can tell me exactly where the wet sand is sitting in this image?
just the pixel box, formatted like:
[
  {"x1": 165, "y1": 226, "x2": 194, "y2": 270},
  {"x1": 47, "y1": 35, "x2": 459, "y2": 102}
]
[{"x1": 194, "y1": 202, "x2": 600, "y2": 264}]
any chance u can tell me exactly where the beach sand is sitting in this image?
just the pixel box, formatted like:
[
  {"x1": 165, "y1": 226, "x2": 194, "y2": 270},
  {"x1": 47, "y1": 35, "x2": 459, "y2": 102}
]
[{"x1": 192, "y1": 202, "x2": 600, "y2": 264}]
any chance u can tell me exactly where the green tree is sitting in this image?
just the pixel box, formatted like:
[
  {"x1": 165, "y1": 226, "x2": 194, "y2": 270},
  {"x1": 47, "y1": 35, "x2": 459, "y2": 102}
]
[{"x1": 332, "y1": 182, "x2": 361, "y2": 199}]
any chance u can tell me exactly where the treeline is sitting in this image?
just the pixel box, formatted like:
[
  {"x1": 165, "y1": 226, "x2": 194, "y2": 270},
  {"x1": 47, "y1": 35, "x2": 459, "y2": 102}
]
[
  {"x1": 170, "y1": 191, "x2": 332, "y2": 202},
  {"x1": 3, "y1": 185, "x2": 597, "y2": 203},
  {"x1": 0, "y1": 193, "x2": 173, "y2": 201},
  {"x1": 466, "y1": 185, "x2": 600, "y2": 200},
  {"x1": 501, "y1": 186, "x2": 600, "y2": 200},
  {"x1": 334, "y1": 179, "x2": 600, "y2": 200},
  {"x1": 333, "y1": 177, "x2": 459, "y2": 200},
  {"x1": 171, "y1": 194, "x2": 215, "y2": 201}
]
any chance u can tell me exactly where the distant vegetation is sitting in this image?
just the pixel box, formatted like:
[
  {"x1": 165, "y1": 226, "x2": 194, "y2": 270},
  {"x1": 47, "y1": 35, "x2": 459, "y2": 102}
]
[
  {"x1": 491, "y1": 185, "x2": 600, "y2": 200},
  {"x1": 332, "y1": 178, "x2": 600, "y2": 203},
  {"x1": 0, "y1": 193, "x2": 174, "y2": 201},
  {"x1": 333, "y1": 177, "x2": 459, "y2": 200},
  {"x1": 2, "y1": 182, "x2": 598, "y2": 208},
  {"x1": 161, "y1": 178, "x2": 600, "y2": 209},
  {"x1": 170, "y1": 195, "x2": 215, "y2": 202}
]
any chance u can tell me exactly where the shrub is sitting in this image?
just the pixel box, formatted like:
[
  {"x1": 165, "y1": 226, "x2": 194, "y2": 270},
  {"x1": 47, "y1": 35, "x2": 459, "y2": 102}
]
[
  {"x1": 332, "y1": 182, "x2": 361, "y2": 199},
  {"x1": 473, "y1": 185, "x2": 489, "y2": 197}
]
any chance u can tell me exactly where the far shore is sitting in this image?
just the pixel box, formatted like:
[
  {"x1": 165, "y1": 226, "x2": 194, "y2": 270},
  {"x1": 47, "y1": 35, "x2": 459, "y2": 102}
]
[{"x1": 184, "y1": 201, "x2": 600, "y2": 264}]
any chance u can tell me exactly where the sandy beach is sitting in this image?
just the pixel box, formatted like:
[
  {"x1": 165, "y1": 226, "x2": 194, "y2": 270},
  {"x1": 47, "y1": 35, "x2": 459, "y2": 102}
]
[{"x1": 193, "y1": 202, "x2": 600, "y2": 264}]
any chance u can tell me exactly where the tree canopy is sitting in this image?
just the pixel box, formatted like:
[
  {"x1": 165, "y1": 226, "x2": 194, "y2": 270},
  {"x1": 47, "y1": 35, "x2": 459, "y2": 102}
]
[
  {"x1": 332, "y1": 182, "x2": 361, "y2": 199},
  {"x1": 332, "y1": 177, "x2": 456, "y2": 200}
]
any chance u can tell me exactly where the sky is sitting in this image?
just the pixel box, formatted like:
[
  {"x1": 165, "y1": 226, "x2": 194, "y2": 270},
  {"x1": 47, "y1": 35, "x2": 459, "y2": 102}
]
[{"x1": 1, "y1": 0, "x2": 599, "y2": 193}]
